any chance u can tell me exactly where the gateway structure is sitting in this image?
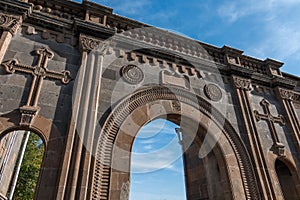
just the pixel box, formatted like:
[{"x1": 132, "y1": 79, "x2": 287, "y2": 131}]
[{"x1": 0, "y1": 0, "x2": 299, "y2": 199}]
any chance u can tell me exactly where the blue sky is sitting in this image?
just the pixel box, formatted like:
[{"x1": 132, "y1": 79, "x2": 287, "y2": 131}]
[
  {"x1": 130, "y1": 119, "x2": 186, "y2": 200},
  {"x1": 76, "y1": 0, "x2": 300, "y2": 76}
]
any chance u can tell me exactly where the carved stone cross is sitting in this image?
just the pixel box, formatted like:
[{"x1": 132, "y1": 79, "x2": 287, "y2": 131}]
[
  {"x1": 1, "y1": 48, "x2": 72, "y2": 126},
  {"x1": 254, "y1": 99, "x2": 286, "y2": 156}
]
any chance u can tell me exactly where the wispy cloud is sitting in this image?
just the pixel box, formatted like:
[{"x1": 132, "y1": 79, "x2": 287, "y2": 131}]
[
  {"x1": 217, "y1": 0, "x2": 300, "y2": 23},
  {"x1": 136, "y1": 119, "x2": 178, "y2": 139},
  {"x1": 143, "y1": 145, "x2": 153, "y2": 150},
  {"x1": 217, "y1": 0, "x2": 300, "y2": 73},
  {"x1": 102, "y1": 0, "x2": 151, "y2": 15},
  {"x1": 131, "y1": 142, "x2": 182, "y2": 173}
]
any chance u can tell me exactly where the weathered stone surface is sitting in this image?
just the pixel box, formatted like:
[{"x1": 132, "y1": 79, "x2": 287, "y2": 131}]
[{"x1": 0, "y1": 0, "x2": 299, "y2": 200}]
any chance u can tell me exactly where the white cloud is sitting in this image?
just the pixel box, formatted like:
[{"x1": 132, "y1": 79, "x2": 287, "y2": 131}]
[
  {"x1": 137, "y1": 119, "x2": 178, "y2": 139},
  {"x1": 217, "y1": 0, "x2": 300, "y2": 23},
  {"x1": 143, "y1": 145, "x2": 153, "y2": 150},
  {"x1": 139, "y1": 138, "x2": 158, "y2": 144},
  {"x1": 217, "y1": 0, "x2": 300, "y2": 73},
  {"x1": 107, "y1": 0, "x2": 151, "y2": 15},
  {"x1": 131, "y1": 141, "x2": 182, "y2": 173}
]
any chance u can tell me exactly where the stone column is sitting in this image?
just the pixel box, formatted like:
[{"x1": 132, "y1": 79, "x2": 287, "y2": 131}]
[
  {"x1": 0, "y1": 13, "x2": 22, "y2": 63},
  {"x1": 0, "y1": 13, "x2": 22, "y2": 200},
  {"x1": 231, "y1": 75, "x2": 275, "y2": 199},
  {"x1": 56, "y1": 35, "x2": 109, "y2": 200},
  {"x1": 275, "y1": 88, "x2": 300, "y2": 154}
]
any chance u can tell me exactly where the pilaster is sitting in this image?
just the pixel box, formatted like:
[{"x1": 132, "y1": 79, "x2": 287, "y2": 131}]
[
  {"x1": 57, "y1": 34, "x2": 109, "y2": 200},
  {"x1": 232, "y1": 75, "x2": 275, "y2": 199},
  {"x1": 0, "y1": 13, "x2": 22, "y2": 62},
  {"x1": 275, "y1": 87, "x2": 300, "y2": 155}
]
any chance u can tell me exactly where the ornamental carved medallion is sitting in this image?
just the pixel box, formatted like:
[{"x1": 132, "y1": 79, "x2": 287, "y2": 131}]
[
  {"x1": 121, "y1": 64, "x2": 144, "y2": 85},
  {"x1": 204, "y1": 83, "x2": 222, "y2": 102}
]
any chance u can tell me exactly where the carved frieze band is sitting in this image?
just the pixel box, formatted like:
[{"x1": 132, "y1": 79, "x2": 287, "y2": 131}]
[
  {"x1": 232, "y1": 76, "x2": 252, "y2": 91},
  {"x1": 0, "y1": 14, "x2": 22, "y2": 35},
  {"x1": 79, "y1": 35, "x2": 109, "y2": 54}
]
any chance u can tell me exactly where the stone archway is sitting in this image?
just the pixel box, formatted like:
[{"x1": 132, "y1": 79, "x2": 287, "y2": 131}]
[
  {"x1": 90, "y1": 86, "x2": 260, "y2": 200},
  {"x1": 0, "y1": 110, "x2": 64, "y2": 200}
]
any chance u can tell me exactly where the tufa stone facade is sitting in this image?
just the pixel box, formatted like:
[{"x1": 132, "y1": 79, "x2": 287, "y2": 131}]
[{"x1": 0, "y1": 0, "x2": 299, "y2": 199}]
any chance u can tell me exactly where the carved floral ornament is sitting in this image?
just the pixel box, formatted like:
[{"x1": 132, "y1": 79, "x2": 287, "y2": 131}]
[
  {"x1": 232, "y1": 76, "x2": 252, "y2": 91},
  {"x1": 279, "y1": 88, "x2": 295, "y2": 100},
  {"x1": 0, "y1": 13, "x2": 22, "y2": 34},
  {"x1": 79, "y1": 35, "x2": 110, "y2": 54}
]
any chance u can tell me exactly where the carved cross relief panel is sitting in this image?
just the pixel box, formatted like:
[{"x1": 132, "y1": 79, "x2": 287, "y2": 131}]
[
  {"x1": 254, "y1": 99, "x2": 286, "y2": 156},
  {"x1": 1, "y1": 48, "x2": 72, "y2": 126}
]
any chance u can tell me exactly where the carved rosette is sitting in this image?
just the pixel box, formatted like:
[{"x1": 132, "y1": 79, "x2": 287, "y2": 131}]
[
  {"x1": 232, "y1": 76, "x2": 251, "y2": 91},
  {"x1": 19, "y1": 106, "x2": 40, "y2": 127},
  {"x1": 278, "y1": 88, "x2": 294, "y2": 100},
  {"x1": 0, "y1": 14, "x2": 22, "y2": 35},
  {"x1": 204, "y1": 84, "x2": 222, "y2": 102},
  {"x1": 121, "y1": 64, "x2": 144, "y2": 85}
]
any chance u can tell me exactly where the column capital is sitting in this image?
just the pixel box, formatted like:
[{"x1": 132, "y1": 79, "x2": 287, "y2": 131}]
[
  {"x1": 0, "y1": 13, "x2": 22, "y2": 35},
  {"x1": 231, "y1": 75, "x2": 252, "y2": 91},
  {"x1": 277, "y1": 88, "x2": 295, "y2": 101},
  {"x1": 79, "y1": 34, "x2": 109, "y2": 54}
]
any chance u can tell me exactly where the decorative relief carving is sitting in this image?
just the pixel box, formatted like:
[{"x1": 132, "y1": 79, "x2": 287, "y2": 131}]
[
  {"x1": 79, "y1": 35, "x2": 109, "y2": 54},
  {"x1": 278, "y1": 88, "x2": 294, "y2": 100},
  {"x1": 80, "y1": 35, "x2": 101, "y2": 52},
  {"x1": 204, "y1": 84, "x2": 222, "y2": 102},
  {"x1": 232, "y1": 76, "x2": 251, "y2": 91},
  {"x1": 1, "y1": 48, "x2": 72, "y2": 125},
  {"x1": 294, "y1": 93, "x2": 300, "y2": 102},
  {"x1": 121, "y1": 64, "x2": 144, "y2": 85},
  {"x1": 19, "y1": 106, "x2": 39, "y2": 127},
  {"x1": 254, "y1": 99, "x2": 286, "y2": 156},
  {"x1": 120, "y1": 181, "x2": 130, "y2": 200},
  {"x1": 171, "y1": 100, "x2": 181, "y2": 113},
  {"x1": 0, "y1": 14, "x2": 22, "y2": 34}
]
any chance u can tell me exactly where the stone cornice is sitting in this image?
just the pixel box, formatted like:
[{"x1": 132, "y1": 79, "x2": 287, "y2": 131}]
[
  {"x1": 1, "y1": 0, "x2": 298, "y2": 90},
  {"x1": 74, "y1": 18, "x2": 115, "y2": 39},
  {"x1": 0, "y1": 0, "x2": 32, "y2": 18}
]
